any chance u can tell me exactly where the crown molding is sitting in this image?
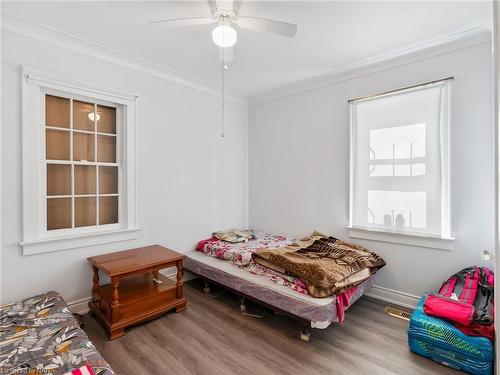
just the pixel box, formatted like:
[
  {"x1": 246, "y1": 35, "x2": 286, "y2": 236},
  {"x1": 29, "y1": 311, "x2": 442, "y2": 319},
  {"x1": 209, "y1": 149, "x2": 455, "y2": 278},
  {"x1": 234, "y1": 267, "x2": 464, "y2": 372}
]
[
  {"x1": 249, "y1": 27, "x2": 492, "y2": 106},
  {"x1": 2, "y1": 10, "x2": 491, "y2": 108},
  {"x1": 1, "y1": 11, "x2": 248, "y2": 106}
]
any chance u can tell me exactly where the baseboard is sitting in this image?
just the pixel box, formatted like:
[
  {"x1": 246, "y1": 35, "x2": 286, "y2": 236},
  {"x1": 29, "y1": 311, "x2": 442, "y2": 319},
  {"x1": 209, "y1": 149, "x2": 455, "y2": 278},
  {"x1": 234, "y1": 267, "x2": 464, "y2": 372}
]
[
  {"x1": 67, "y1": 271, "x2": 186, "y2": 314},
  {"x1": 68, "y1": 279, "x2": 419, "y2": 314},
  {"x1": 68, "y1": 296, "x2": 92, "y2": 314},
  {"x1": 365, "y1": 285, "x2": 420, "y2": 310}
]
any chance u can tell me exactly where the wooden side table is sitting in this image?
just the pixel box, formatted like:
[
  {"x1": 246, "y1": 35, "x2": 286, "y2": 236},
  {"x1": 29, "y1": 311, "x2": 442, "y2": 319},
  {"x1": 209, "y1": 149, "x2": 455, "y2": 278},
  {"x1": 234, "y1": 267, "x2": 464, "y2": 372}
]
[{"x1": 87, "y1": 245, "x2": 186, "y2": 340}]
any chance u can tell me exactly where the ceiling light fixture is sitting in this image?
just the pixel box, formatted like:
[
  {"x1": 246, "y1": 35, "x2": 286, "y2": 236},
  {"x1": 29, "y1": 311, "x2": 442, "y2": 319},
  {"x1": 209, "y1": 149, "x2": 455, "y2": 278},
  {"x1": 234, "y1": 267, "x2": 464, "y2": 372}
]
[
  {"x1": 88, "y1": 112, "x2": 101, "y2": 122},
  {"x1": 212, "y1": 22, "x2": 237, "y2": 48}
]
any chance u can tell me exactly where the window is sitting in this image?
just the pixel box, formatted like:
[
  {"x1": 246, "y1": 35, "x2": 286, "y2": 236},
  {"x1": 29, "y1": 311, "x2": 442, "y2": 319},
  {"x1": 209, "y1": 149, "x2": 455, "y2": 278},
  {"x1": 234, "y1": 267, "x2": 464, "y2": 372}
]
[
  {"x1": 45, "y1": 95, "x2": 119, "y2": 230},
  {"x1": 348, "y1": 78, "x2": 453, "y2": 249},
  {"x1": 21, "y1": 67, "x2": 138, "y2": 255}
]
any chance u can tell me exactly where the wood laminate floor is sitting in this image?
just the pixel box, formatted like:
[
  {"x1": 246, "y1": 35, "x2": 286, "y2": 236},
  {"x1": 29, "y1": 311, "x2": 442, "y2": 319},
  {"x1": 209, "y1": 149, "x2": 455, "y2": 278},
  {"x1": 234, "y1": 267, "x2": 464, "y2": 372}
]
[{"x1": 84, "y1": 279, "x2": 459, "y2": 375}]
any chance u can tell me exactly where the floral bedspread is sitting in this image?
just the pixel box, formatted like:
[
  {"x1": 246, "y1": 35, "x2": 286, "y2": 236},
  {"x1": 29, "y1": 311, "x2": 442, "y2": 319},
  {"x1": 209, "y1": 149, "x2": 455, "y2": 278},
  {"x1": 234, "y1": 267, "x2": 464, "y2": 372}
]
[
  {"x1": 196, "y1": 232, "x2": 310, "y2": 294},
  {"x1": 0, "y1": 291, "x2": 113, "y2": 375}
]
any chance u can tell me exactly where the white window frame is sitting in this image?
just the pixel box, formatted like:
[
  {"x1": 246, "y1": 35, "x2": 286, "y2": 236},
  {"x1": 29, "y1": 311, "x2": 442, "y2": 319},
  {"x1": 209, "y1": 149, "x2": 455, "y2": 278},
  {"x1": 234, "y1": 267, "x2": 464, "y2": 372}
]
[
  {"x1": 21, "y1": 67, "x2": 139, "y2": 255},
  {"x1": 347, "y1": 78, "x2": 454, "y2": 250}
]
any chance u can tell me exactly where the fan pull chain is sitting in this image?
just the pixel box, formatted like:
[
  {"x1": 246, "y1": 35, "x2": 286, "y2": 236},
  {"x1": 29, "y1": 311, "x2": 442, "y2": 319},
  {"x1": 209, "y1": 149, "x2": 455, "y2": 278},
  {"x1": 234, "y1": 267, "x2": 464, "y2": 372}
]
[{"x1": 221, "y1": 48, "x2": 225, "y2": 138}]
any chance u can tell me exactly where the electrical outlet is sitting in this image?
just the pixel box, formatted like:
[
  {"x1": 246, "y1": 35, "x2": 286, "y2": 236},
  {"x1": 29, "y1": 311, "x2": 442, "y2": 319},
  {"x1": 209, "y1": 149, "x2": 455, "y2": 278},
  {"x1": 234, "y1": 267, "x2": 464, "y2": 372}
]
[{"x1": 481, "y1": 249, "x2": 495, "y2": 261}]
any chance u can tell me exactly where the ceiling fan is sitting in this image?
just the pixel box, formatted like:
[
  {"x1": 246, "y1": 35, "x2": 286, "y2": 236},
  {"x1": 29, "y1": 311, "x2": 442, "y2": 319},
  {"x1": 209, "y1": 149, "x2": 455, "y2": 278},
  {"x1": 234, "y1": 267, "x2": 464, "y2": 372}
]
[
  {"x1": 151, "y1": 0, "x2": 298, "y2": 50},
  {"x1": 151, "y1": 0, "x2": 297, "y2": 138}
]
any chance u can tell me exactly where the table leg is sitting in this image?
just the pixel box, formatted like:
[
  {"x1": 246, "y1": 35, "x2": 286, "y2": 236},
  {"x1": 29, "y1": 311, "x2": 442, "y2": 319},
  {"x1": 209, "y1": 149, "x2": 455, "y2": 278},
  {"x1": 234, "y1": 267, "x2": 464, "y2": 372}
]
[
  {"x1": 109, "y1": 326, "x2": 125, "y2": 340},
  {"x1": 175, "y1": 260, "x2": 186, "y2": 313},
  {"x1": 111, "y1": 278, "x2": 120, "y2": 322},
  {"x1": 176, "y1": 260, "x2": 184, "y2": 299},
  {"x1": 152, "y1": 270, "x2": 162, "y2": 284},
  {"x1": 92, "y1": 266, "x2": 100, "y2": 308}
]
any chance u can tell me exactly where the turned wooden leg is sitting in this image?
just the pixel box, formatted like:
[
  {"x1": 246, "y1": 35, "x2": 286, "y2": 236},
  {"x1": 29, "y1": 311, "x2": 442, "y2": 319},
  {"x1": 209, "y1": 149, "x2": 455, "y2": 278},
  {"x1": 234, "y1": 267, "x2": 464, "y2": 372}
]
[
  {"x1": 92, "y1": 266, "x2": 101, "y2": 309},
  {"x1": 111, "y1": 278, "x2": 120, "y2": 322},
  {"x1": 152, "y1": 270, "x2": 162, "y2": 284},
  {"x1": 175, "y1": 260, "x2": 186, "y2": 313},
  {"x1": 92, "y1": 266, "x2": 100, "y2": 294},
  {"x1": 176, "y1": 260, "x2": 184, "y2": 299}
]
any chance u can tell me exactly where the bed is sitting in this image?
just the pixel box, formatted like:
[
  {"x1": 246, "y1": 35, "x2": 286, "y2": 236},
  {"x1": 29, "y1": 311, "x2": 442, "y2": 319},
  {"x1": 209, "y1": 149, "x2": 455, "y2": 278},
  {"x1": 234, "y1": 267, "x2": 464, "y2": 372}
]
[
  {"x1": 185, "y1": 231, "x2": 380, "y2": 341},
  {"x1": 0, "y1": 291, "x2": 114, "y2": 375}
]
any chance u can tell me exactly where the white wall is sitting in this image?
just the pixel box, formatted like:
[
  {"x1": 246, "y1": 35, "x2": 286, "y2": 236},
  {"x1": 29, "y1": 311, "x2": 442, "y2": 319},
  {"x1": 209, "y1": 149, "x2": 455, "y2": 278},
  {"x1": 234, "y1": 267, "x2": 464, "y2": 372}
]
[
  {"x1": 249, "y1": 42, "x2": 494, "y2": 303},
  {"x1": 492, "y1": 3, "x2": 499, "y2": 373},
  {"x1": 1, "y1": 27, "x2": 493, "y2": 309},
  {"x1": 1, "y1": 30, "x2": 248, "y2": 304}
]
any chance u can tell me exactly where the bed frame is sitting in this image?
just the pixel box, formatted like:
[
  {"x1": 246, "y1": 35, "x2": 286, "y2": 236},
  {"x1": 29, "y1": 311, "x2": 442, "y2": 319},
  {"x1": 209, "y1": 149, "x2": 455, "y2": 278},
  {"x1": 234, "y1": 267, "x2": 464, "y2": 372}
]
[
  {"x1": 194, "y1": 270, "x2": 313, "y2": 341},
  {"x1": 184, "y1": 251, "x2": 375, "y2": 341}
]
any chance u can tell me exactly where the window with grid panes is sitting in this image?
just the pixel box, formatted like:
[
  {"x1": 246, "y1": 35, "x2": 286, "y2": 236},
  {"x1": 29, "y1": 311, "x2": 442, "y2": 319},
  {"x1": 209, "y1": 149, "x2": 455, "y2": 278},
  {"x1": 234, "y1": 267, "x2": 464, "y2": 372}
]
[{"x1": 45, "y1": 94, "x2": 119, "y2": 231}]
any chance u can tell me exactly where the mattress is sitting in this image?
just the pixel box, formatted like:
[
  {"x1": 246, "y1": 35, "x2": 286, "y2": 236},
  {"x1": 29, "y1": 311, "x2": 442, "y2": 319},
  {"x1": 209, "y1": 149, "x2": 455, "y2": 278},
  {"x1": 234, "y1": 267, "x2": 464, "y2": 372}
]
[
  {"x1": 0, "y1": 291, "x2": 114, "y2": 375},
  {"x1": 196, "y1": 232, "x2": 309, "y2": 294},
  {"x1": 185, "y1": 250, "x2": 375, "y2": 328}
]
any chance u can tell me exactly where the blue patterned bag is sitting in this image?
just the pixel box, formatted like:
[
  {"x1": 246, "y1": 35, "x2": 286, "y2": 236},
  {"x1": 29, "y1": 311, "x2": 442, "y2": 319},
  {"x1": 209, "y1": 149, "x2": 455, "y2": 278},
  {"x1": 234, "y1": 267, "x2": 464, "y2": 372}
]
[{"x1": 408, "y1": 295, "x2": 494, "y2": 375}]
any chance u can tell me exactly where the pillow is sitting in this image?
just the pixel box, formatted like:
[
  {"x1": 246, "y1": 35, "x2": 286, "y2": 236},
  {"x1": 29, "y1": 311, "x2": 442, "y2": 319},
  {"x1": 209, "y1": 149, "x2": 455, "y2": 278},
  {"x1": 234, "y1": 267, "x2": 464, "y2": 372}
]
[{"x1": 212, "y1": 229, "x2": 255, "y2": 243}]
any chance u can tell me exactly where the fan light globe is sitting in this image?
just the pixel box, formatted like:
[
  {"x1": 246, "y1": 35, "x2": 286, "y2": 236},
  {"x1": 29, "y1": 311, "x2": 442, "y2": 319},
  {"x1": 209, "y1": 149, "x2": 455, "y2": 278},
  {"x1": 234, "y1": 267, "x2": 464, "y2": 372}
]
[
  {"x1": 212, "y1": 24, "x2": 237, "y2": 48},
  {"x1": 88, "y1": 112, "x2": 101, "y2": 122}
]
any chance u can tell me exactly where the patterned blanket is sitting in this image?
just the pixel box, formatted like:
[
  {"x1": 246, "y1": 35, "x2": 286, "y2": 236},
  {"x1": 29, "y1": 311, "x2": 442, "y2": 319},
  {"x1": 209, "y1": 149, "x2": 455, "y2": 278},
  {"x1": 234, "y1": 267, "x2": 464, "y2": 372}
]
[
  {"x1": 0, "y1": 291, "x2": 113, "y2": 375},
  {"x1": 253, "y1": 232, "x2": 386, "y2": 298},
  {"x1": 196, "y1": 232, "x2": 309, "y2": 294}
]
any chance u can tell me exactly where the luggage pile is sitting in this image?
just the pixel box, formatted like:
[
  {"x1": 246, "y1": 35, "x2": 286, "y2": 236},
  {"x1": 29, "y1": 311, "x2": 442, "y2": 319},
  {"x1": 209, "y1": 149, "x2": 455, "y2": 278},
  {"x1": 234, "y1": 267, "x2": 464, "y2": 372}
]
[{"x1": 408, "y1": 266, "x2": 495, "y2": 375}]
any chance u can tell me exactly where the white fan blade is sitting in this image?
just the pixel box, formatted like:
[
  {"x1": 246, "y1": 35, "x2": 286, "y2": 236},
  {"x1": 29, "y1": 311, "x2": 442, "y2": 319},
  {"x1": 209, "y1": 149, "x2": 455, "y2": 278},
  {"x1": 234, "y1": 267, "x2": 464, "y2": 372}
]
[
  {"x1": 150, "y1": 17, "x2": 214, "y2": 28},
  {"x1": 220, "y1": 47, "x2": 234, "y2": 62},
  {"x1": 233, "y1": 0, "x2": 241, "y2": 16},
  {"x1": 208, "y1": 0, "x2": 218, "y2": 17},
  {"x1": 237, "y1": 16, "x2": 297, "y2": 38}
]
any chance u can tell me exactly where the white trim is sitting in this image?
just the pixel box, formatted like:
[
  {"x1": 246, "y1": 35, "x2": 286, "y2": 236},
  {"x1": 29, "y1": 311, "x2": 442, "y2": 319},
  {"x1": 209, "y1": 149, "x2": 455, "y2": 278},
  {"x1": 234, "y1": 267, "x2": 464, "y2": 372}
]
[
  {"x1": 67, "y1": 296, "x2": 92, "y2": 315},
  {"x1": 22, "y1": 228, "x2": 140, "y2": 256},
  {"x1": 150, "y1": 274, "x2": 416, "y2": 317},
  {"x1": 348, "y1": 226, "x2": 454, "y2": 251},
  {"x1": 365, "y1": 285, "x2": 420, "y2": 310},
  {"x1": 1, "y1": 11, "x2": 247, "y2": 106},
  {"x1": 348, "y1": 104, "x2": 354, "y2": 227},
  {"x1": 21, "y1": 67, "x2": 139, "y2": 255},
  {"x1": 1, "y1": 11, "x2": 490, "y2": 107},
  {"x1": 26, "y1": 68, "x2": 137, "y2": 103},
  {"x1": 348, "y1": 79, "x2": 453, "y2": 249},
  {"x1": 174, "y1": 274, "x2": 418, "y2": 311},
  {"x1": 249, "y1": 28, "x2": 491, "y2": 105},
  {"x1": 440, "y1": 80, "x2": 452, "y2": 239},
  {"x1": 67, "y1": 281, "x2": 418, "y2": 315}
]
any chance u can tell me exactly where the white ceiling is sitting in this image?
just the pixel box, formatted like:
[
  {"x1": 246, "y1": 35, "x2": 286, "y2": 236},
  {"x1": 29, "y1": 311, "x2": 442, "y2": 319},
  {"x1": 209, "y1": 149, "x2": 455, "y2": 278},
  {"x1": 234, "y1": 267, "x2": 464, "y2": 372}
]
[{"x1": 3, "y1": 1, "x2": 492, "y2": 98}]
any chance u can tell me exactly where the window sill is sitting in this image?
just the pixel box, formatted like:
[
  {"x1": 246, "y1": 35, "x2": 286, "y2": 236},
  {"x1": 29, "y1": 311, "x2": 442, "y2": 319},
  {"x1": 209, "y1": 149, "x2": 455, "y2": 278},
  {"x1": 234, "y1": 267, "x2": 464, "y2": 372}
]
[
  {"x1": 346, "y1": 226, "x2": 454, "y2": 251},
  {"x1": 21, "y1": 228, "x2": 140, "y2": 256}
]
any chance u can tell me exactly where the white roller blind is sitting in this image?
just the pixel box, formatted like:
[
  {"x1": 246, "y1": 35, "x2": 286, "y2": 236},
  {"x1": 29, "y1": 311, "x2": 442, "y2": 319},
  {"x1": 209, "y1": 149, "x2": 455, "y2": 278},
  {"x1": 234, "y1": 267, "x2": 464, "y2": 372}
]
[{"x1": 349, "y1": 79, "x2": 451, "y2": 238}]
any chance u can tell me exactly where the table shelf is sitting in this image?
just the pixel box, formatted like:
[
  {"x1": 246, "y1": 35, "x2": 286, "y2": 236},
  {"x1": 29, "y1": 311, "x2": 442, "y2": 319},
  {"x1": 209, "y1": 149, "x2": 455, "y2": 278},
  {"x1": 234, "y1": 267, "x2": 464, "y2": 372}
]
[{"x1": 99, "y1": 273, "x2": 176, "y2": 306}]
